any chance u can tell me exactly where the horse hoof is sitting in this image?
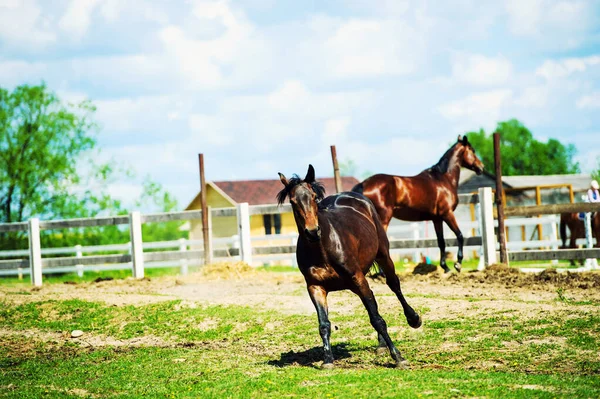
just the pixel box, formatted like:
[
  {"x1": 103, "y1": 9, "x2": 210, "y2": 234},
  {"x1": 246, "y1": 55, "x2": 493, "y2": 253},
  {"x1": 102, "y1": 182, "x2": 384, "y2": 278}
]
[
  {"x1": 376, "y1": 347, "x2": 388, "y2": 356},
  {"x1": 395, "y1": 359, "x2": 410, "y2": 369},
  {"x1": 454, "y1": 263, "x2": 462, "y2": 273},
  {"x1": 321, "y1": 362, "x2": 335, "y2": 370},
  {"x1": 443, "y1": 267, "x2": 451, "y2": 274},
  {"x1": 410, "y1": 315, "x2": 422, "y2": 329}
]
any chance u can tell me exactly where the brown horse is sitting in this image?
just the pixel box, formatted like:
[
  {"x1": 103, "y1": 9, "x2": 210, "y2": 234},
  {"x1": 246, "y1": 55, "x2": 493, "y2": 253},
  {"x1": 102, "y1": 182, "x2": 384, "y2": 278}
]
[
  {"x1": 352, "y1": 135, "x2": 484, "y2": 273},
  {"x1": 560, "y1": 212, "x2": 600, "y2": 265},
  {"x1": 277, "y1": 164, "x2": 421, "y2": 368}
]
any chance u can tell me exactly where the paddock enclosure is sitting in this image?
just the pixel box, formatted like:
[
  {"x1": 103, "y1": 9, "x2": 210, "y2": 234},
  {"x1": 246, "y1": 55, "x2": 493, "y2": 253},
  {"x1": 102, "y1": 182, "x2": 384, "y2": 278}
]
[
  {"x1": 2, "y1": 186, "x2": 599, "y2": 287},
  {"x1": 1, "y1": 264, "x2": 599, "y2": 398}
]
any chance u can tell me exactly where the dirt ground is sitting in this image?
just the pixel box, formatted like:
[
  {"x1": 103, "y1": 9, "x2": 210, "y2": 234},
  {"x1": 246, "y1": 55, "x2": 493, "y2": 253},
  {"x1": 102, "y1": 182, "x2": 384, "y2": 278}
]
[{"x1": 2, "y1": 263, "x2": 600, "y2": 322}]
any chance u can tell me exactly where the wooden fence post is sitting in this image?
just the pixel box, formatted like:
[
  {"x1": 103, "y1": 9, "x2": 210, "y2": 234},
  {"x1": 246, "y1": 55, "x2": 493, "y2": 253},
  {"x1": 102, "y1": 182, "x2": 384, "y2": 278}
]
[
  {"x1": 129, "y1": 211, "x2": 144, "y2": 278},
  {"x1": 237, "y1": 203, "x2": 252, "y2": 265},
  {"x1": 330, "y1": 145, "x2": 342, "y2": 193},
  {"x1": 28, "y1": 218, "x2": 43, "y2": 287},
  {"x1": 478, "y1": 187, "x2": 497, "y2": 267}
]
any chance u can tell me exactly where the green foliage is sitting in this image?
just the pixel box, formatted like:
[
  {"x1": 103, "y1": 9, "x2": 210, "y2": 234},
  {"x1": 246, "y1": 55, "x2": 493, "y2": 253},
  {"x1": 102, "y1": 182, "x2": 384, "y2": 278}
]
[
  {"x1": 0, "y1": 83, "x2": 97, "y2": 224},
  {"x1": 0, "y1": 84, "x2": 185, "y2": 249},
  {"x1": 339, "y1": 158, "x2": 373, "y2": 180},
  {"x1": 466, "y1": 119, "x2": 580, "y2": 176},
  {"x1": 592, "y1": 156, "x2": 600, "y2": 183}
]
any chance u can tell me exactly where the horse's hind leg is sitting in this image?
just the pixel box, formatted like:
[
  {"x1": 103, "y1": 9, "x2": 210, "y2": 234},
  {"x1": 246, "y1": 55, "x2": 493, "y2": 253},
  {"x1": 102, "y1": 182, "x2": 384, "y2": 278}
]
[
  {"x1": 442, "y1": 213, "x2": 464, "y2": 272},
  {"x1": 307, "y1": 285, "x2": 334, "y2": 368},
  {"x1": 376, "y1": 253, "x2": 422, "y2": 330},
  {"x1": 433, "y1": 219, "x2": 451, "y2": 273},
  {"x1": 350, "y1": 272, "x2": 408, "y2": 368}
]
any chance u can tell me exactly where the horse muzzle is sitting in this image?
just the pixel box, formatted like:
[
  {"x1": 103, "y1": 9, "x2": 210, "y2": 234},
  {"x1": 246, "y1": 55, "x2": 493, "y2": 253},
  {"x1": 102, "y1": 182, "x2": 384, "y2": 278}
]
[{"x1": 304, "y1": 226, "x2": 322, "y2": 242}]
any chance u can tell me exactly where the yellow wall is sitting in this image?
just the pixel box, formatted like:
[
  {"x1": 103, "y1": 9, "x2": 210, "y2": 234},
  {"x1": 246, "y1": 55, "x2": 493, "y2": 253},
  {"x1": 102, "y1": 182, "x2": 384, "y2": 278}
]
[{"x1": 188, "y1": 186, "x2": 299, "y2": 241}]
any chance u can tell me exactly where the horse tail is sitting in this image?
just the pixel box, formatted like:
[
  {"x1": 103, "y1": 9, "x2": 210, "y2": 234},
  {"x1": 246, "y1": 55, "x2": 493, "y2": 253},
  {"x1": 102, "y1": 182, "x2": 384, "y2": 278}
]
[
  {"x1": 351, "y1": 182, "x2": 363, "y2": 194},
  {"x1": 559, "y1": 214, "x2": 567, "y2": 248}
]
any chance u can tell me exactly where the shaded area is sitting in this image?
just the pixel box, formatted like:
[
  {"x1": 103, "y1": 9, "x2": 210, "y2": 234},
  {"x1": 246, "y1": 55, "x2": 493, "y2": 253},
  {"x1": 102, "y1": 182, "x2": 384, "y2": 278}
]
[{"x1": 268, "y1": 343, "x2": 352, "y2": 367}]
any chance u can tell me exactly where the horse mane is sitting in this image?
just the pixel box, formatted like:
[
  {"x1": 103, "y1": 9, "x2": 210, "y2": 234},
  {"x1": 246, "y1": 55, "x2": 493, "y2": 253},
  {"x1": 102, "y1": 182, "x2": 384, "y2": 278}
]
[
  {"x1": 276, "y1": 175, "x2": 326, "y2": 205},
  {"x1": 429, "y1": 141, "x2": 466, "y2": 175}
]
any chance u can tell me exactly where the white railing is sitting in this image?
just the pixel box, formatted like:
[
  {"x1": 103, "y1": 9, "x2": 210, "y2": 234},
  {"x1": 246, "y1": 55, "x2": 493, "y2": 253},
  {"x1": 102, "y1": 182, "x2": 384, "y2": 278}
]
[{"x1": 9, "y1": 187, "x2": 596, "y2": 284}]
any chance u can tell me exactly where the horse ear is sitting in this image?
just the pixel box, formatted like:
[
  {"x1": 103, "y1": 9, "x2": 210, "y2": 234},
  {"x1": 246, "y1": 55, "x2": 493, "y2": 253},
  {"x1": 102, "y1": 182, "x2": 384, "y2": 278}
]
[
  {"x1": 457, "y1": 134, "x2": 463, "y2": 142},
  {"x1": 278, "y1": 172, "x2": 289, "y2": 187},
  {"x1": 304, "y1": 164, "x2": 315, "y2": 183},
  {"x1": 463, "y1": 135, "x2": 469, "y2": 144}
]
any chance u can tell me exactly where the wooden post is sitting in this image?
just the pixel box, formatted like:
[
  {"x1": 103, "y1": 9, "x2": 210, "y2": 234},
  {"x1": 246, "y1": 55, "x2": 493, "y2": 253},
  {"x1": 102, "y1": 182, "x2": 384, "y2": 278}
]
[
  {"x1": 493, "y1": 132, "x2": 508, "y2": 265},
  {"x1": 198, "y1": 154, "x2": 211, "y2": 265},
  {"x1": 330, "y1": 145, "x2": 343, "y2": 193},
  {"x1": 237, "y1": 203, "x2": 252, "y2": 265},
  {"x1": 28, "y1": 218, "x2": 42, "y2": 287},
  {"x1": 129, "y1": 211, "x2": 144, "y2": 278},
  {"x1": 478, "y1": 187, "x2": 497, "y2": 268}
]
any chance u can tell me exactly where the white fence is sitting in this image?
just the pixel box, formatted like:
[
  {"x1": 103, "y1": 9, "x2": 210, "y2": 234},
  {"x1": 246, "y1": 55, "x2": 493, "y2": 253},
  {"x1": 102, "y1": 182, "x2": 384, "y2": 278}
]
[{"x1": 3, "y1": 186, "x2": 597, "y2": 286}]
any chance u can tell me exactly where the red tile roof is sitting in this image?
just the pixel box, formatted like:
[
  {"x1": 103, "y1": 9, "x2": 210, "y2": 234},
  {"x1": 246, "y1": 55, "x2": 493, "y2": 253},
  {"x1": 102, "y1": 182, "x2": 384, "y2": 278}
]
[{"x1": 213, "y1": 177, "x2": 360, "y2": 205}]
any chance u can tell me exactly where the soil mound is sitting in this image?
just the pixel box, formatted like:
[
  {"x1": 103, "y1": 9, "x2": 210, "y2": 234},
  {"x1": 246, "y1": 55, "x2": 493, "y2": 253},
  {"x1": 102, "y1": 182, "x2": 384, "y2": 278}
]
[
  {"x1": 200, "y1": 261, "x2": 256, "y2": 279},
  {"x1": 412, "y1": 263, "x2": 439, "y2": 275}
]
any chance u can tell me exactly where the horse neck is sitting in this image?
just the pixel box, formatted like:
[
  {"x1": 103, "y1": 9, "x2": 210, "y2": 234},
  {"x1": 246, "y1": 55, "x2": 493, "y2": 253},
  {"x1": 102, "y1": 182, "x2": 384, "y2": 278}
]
[{"x1": 441, "y1": 146, "x2": 463, "y2": 187}]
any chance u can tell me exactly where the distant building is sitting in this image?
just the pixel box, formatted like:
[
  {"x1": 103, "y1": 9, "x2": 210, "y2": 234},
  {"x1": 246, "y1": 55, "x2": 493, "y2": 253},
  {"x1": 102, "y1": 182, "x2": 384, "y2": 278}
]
[{"x1": 185, "y1": 177, "x2": 360, "y2": 240}]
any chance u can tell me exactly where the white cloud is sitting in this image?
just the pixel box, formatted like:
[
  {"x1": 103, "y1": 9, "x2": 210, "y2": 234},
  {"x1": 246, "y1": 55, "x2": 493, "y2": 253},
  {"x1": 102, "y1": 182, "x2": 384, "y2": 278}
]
[
  {"x1": 576, "y1": 92, "x2": 600, "y2": 109},
  {"x1": 95, "y1": 95, "x2": 186, "y2": 133},
  {"x1": 322, "y1": 118, "x2": 350, "y2": 145},
  {"x1": 536, "y1": 55, "x2": 600, "y2": 80},
  {"x1": 506, "y1": 0, "x2": 591, "y2": 36},
  {"x1": 438, "y1": 89, "x2": 513, "y2": 120},
  {"x1": 514, "y1": 86, "x2": 549, "y2": 108},
  {"x1": 157, "y1": 0, "x2": 272, "y2": 89},
  {"x1": 321, "y1": 18, "x2": 424, "y2": 78},
  {"x1": 59, "y1": 0, "x2": 101, "y2": 39},
  {"x1": 0, "y1": 0, "x2": 56, "y2": 48},
  {"x1": 505, "y1": 0, "x2": 544, "y2": 36},
  {"x1": 0, "y1": 60, "x2": 47, "y2": 87},
  {"x1": 451, "y1": 53, "x2": 513, "y2": 86}
]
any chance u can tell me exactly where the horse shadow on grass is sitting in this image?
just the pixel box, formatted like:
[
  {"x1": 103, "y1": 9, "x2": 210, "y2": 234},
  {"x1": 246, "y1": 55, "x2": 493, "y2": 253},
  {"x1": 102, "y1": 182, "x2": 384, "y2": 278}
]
[{"x1": 268, "y1": 343, "x2": 352, "y2": 368}]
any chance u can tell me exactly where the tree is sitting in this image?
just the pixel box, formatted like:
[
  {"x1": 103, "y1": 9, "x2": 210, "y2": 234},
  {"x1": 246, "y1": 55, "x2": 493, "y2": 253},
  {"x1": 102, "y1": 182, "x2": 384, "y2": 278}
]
[
  {"x1": 0, "y1": 83, "x2": 97, "y2": 223},
  {"x1": 0, "y1": 83, "x2": 185, "y2": 250},
  {"x1": 466, "y1": 119, "x2": 580, "y2": 176},
  {"x1": 592, "y1": 156, "x2": 600, "y2": 183}
]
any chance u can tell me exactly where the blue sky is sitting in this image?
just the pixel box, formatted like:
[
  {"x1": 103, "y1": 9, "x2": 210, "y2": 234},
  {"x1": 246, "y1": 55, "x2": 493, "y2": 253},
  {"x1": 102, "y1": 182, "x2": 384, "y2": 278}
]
[{"x1": 1, "y1": 0, "x2": 600, "y2": 208}]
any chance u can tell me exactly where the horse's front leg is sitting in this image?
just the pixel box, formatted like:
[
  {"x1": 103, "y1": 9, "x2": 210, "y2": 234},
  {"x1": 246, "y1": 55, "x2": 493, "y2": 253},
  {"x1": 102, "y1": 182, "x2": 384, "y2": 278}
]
[
  {"x1": 350, "y1": 272, "x2": 407, "y2": 368},
  {"x1": 307, "y1": 285, "x2": 334, "y2": 368},
  {"x1": 443, "y1": 213, "x2": 464, "y2": 272},
  {"x1": 433, "y1": 219, "x2": 451, "y2": 273}
]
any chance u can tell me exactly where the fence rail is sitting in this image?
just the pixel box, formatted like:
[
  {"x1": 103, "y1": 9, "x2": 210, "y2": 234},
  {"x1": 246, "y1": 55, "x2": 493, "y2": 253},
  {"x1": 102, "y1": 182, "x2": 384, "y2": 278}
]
[{"x1": 2, "y1": 187, "x2": 599, "y2": 285}]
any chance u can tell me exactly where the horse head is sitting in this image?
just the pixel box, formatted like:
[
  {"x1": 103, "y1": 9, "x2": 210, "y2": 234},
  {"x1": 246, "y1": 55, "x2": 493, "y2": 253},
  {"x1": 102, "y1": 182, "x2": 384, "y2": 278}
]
[
  {"x1": 457, "y1": 135, "x2": 484, "y2": 175},
  {"x1": 277, "y1": 164, "x2": 326, "y2": 242}
]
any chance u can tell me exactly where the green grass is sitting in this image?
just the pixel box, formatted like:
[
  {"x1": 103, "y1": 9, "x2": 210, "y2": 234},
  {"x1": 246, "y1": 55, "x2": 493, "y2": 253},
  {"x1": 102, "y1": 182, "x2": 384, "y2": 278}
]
[
  {"x1": 0, "y1": 265, "x2": 195, "y2": 286},
  {"x1": 1, "y1": 296, "x2": 599, "y2": 398}
]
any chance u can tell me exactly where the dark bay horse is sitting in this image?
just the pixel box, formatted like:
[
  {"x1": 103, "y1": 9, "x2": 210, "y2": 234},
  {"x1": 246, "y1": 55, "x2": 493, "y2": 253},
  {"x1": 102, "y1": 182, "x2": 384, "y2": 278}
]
[
  {"x1": 277, "y1": 164, "x2": 421, "y2": 368},
  {"x1": 352, "y1": 135, "x2": 484, "y2": 273},
  {"x1": 560, "y1": 212, "x2": 600, "y2": 265}
]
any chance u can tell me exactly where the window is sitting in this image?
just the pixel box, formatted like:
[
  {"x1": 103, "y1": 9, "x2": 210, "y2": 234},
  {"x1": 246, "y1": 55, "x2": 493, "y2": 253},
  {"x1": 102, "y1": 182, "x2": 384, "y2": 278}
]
[{"x1": 263, "y1": 214, "x2": 282, "y2": 235}]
